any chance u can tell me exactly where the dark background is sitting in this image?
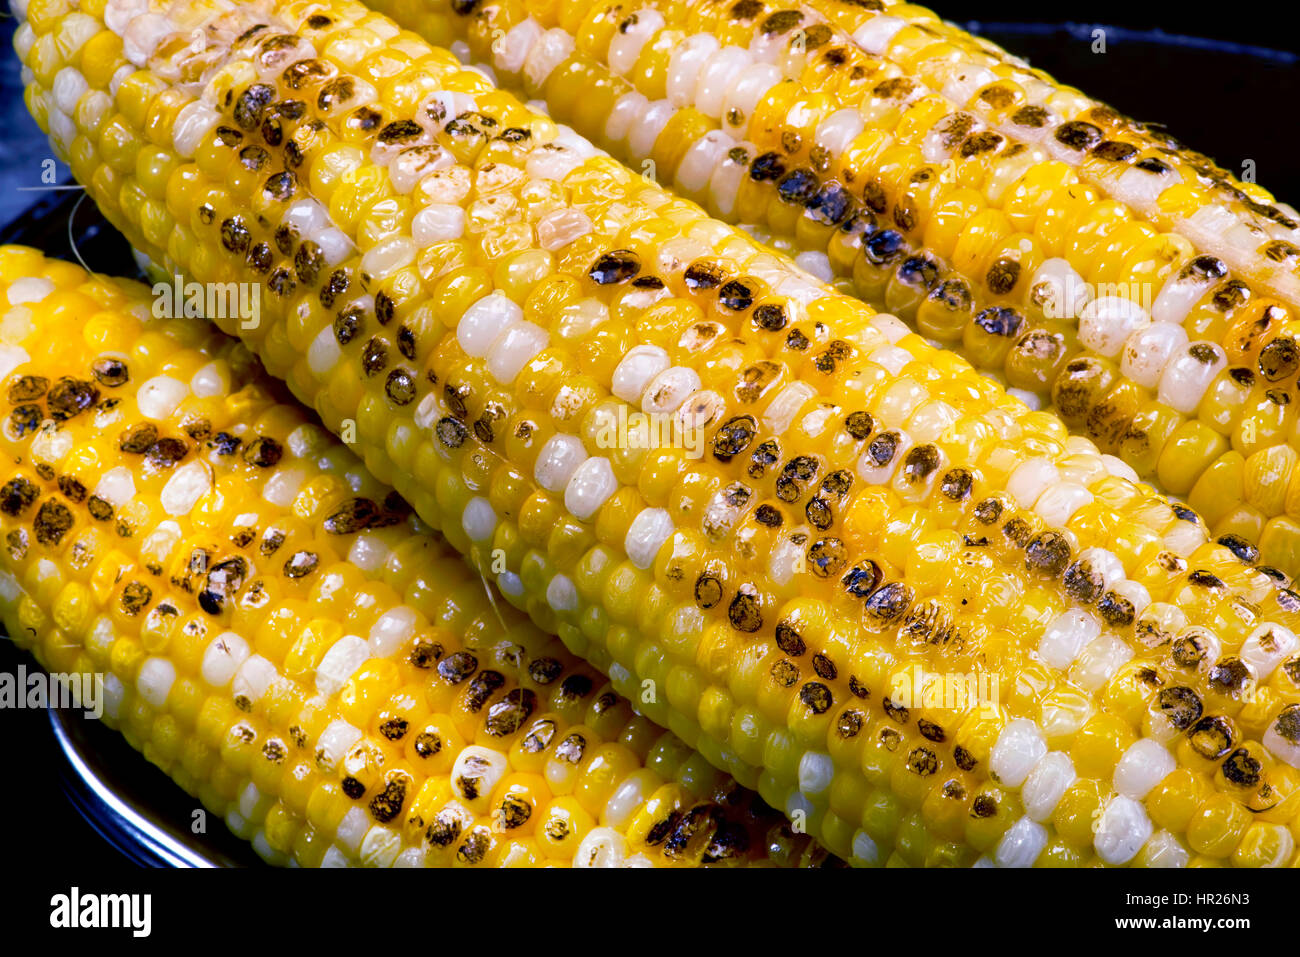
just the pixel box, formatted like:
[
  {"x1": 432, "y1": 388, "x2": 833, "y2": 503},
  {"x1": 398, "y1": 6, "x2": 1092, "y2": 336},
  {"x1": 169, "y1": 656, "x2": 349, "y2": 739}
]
[{"x1": 0, "y1": 2, "x2": 1296, "y2": 870}]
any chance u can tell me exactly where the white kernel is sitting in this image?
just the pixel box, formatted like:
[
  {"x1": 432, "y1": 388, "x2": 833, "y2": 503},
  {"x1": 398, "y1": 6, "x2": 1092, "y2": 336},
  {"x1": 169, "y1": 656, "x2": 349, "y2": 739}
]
[
  {"x1": 200, "y1": 632, "x2": 249, "y2": 687},
  {"x1": 1157, "y1": 342, "x2": 1227, "y2": 415},
  {"x1": 533, "y1": 433, "x2": 587, "y2": 493},
  {"x1": 798, "y1": 751, "x2": 834, "y2": 797},
  {"x1": 458, "y1": 292, "x2": 522, "y2": 357},
  {"x1": 994, "y1": 816, "x2": 1047, "y2": 868},
  {"x1": 6, "y1": 277, "x2": 54, "y2": 306},
  {"x1": 92, "y1": 465, "x2": 136, "y2": 507},
  {"x1": 852, "y1": 15, "x2": 906, "y2": 54},
  {"x1": 232, "y1": 654, "x2": 276, "y2": 704},
  {"x1": 412, "y1": 204, "x2": 464, "y2": 243},
  {"x1": 990, "y1": 719, "x2": 1048, "y2": 788},
  {"x1": 316, "y1": 635, "x2": 370, "y2": 697},
  {"x1": 315, "y1": 720, "x2": 362, "y2": 769},
  {"x1": 495, "y1": 18, "x2": 544, "y2": 74},
  {"x1": 564, "y1": 456, "x2": 618, "y2": 521},
  {"x1": 695, "y1": 46, "x2": 752, "y2": 118},
  {"x1": 136, "y1": 375, "x2": 187, "y2": 419},
  {"x1": 537, "y1": 208, "x2": 592, "y2": 250},
  {"x1": 487, "y1": 321, "x2": 548, "y2": 383},
  {"x1": 1079, "y1": 295, "x2": 1150, "y2": 357},
  {"x1": 642, "y1": 366, "x2": 700, "y2": 416},
  {"x1": 611, "y1": 345, "x2": 670, "y2": 402},
  {"x1": 666, "y1": 34, "x2": 719, "y2": 108},
  {"x1": 461, "y1": 497, "x2": 497, "y2": 543},
  {"x1": 451, "y1": 746, "x2": 508, "y2": 811},
  {"x1": 1035, "y1": 482, "x2": 1093, "y2": 527},
  {"x1": 1114, "y1": 739, "x2": 1176, "y2": 799},
  {"x1": 160, "y1": 460, "x2": 211, "y2": 515},
  {"x1": 1022, "y1": 752, "x2": 1076, "y2": 821},
  {"x1": 1241, "y1": 623, "x2": 1299, "y2": 679},
  {"x1": 368, "y1": 606, "x2": 418, "y2": 658},
  {"x1": 1070, "y1": 633, "x2": 1135, "y2": 692},
  {"x1": 1094, "y1": 795, "x2": 1153, "y2": 865},
  {"x1": 136, "y1": 657, "x2": 175, "y2": 709},
  {"x1": 1007, "y1": 457, "x2": 1060, "y2": 509},
  {"x1": 575, "y1": 827, "x2": 628, "y2": 868},
  {"x1": 546, "y1": 574, "x2": 578, "y2": 613},
  {"x1": 624, "y1": 508, "x2": 674, "y2": 569},
  {"x1": 1120, "y1": 321, "x2": 1188, "y2": 389}
]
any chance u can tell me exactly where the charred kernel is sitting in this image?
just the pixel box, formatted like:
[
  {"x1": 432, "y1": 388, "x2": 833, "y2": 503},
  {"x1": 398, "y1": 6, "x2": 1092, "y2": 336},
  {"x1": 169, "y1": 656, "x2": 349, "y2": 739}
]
[
  {"x1": 464, "y1": 670, "x2": 506, "y2": 712},
  {"x1": 1208, "y1": 657, "x2": 1252, "y2": 695},
  {"x1": 747, "y1": 439, "x2": 781, "y2": 478},
  {"x1": 334, "y1": 304, "x2": 364, "y2": 345},
  {"x1": 198, "y1": 558, "x2": 248, "y2": 615},
  {"x1": 1063, "y1": 560, "x2": 1104, "y2": 603},
  {"x1": 973, "y1": 498, "x2": 1004, "y2": 524},
  {"x1": 320, "y1": 270, "x2": 350, "y2": 308},
  {"x1": 985, "y1": 257, "x2": 1021, "y2": 295},
  {"x1": 837, "y1": 710, "x2": 863, "y2": 739},
  {"x1": 246, "y1": 241, "x2": 274, "y2": 273},
  {"x1": 55, "y1": 476, "x2": 86, "y2": 503},
  {"x1": 1158, "y1": 686, "x2": 1203, "y2": 730},
  {"x1": 436, "y1": 417, "x2": 469, "y2": 449},
  {"x1": 239, "y1": 145, "x2": 269, "y2": 171},
  {"x1": 694, "y1": 574, "x2": 723, "y2": 609},
  {"x1": 34, "y1": 499, "x2": 74, "y2": 546},
  {"x1": 807, "y1": 538, "x2": 848, "y2": 577},
  {"x1": 7, "y1": 375, "x2": 47, "y2": 402},
  {"x1": 1188, "y1": 715, "x2": 1234, "y2": 759},
  {"x1": 1188, "y1": 570, "x2": 1226, "y2": 590},
  {"x1": 752, "y1": 303, "x2": 788, "y2": 331},
  {"x1": 684, "y1": 260, "x2": 724, "y2": 292},
  {"x1": 0, "y1": 477, "x2": 38, "y2": 516},
  {"x1": 897, "y1": 255, "x2": 939, "y2": 290},
  {"x1": 882, "y1": 697, "x2": 909, "y2": 723},
  {"x1": 971, "y1": 794, "x2": 997, "y2": 817},
  {"x1": 1258, "y1": 339, "x2": 1299, "y2": 380},
  {"x1": 1220, "y1": 748, "x2": 1261, "y2": 788},
  {"x1": 811, "y1": 654, "x2": 837, "y2": 680},
  {"x1": 799, "y1": 682, "x2": 832, "y2": 714},
  {"x1": 87, "y1": 496, "x2": 113, "y2": 521},
  {"x1": 907, "y1": 748, "x2": 938, "y2": 775},
  {"x1": 588, "y1": 250, "x2": 640, "y2": 284},
  {"x1": 119, "y1": 581, "x2": 152, "y2": 615},
  {"x1": 119, "y1": 423, "x2": 158, "y2": 453},
  {"x1": 866, "y1": 431, "x2": 900, "y2": 467},
  {"x1": 770, "y1": 659, "x2": 799, "y2": 687},
  {"x1": 220, "y1": 217, "x2": 251, "y2": 255},
  {"x1": 865, "y1": 582, "x2": 912, "y2": 624},
  {"x1": 210, "y1": 432, "x2": 241, "y2": 456},
  {"x1": 754, "y1": 503, "x2": 783, "y2": 527},
  {"x1": 718, "y1": 279, "x2": 756, "y2": 312},
  {"x1": 1054, "y1": 120, "x2": 1103, "y2": 151},
  {"x1": 917, "y1": 719, "x2": 945, "y2": 743},
  {"x1": 47, "y1": 378, "x2": 99, "y2": 420},
  {"x1": 1097, "y1": 591, "x2": 1136, "y2": 627},
  {"x1": 8, "y1": 405, "x2": 40, "y2": 436},
  {"x1": 711, "y1": 415, "x2": 757, "y2": 460},
  {"x1": 385, "y1": 368, "x2": 417, "y2": 406},
  {"x1": 341, "y1": 777, "x2": 366, "y2": 799},
  {"x1": 784, "y1": 329, "x2": 810, "y2": 351},
  {"x1": 322, "y1": 498, "x2": 388, "y2": 534},
  {"x1": 90, "y1": 358, "x2": 129, "y2": 387},
  {"x1": 845, "y1": 411, "x2": 874, "y2": 440},
  {"x1": 805, "y1": 497, "x2": 832, "y2": 529},
  {"x1": 940, "y1": 468, "x2": 973, "y2": 500},
  {"x1": 806, "y1": 182, "x2": 853, "y2": 225},
  {"x1": 233, "y1": 83, "x2": 275, "y2": 129},
  {"x1": 900, "y1": 445, "x2": 940, "y2": 484},
  {"x1": 527, "y1": 657, "x2": 563, "y2": 684},
  {"x1": 774, "y1": 621, "x2": 806, "y2": 656},
  {"x1": 1002, "y1": 517, "x2": 1032, "y2": 549},
  {"x1": 728, "y1": 588, "x2": 763, "y2": 632},
  {"x1": 749, "y1": 151, "x2": 786, "y2": 182},
  {"x1": 841, "y1": 561, "x2": 882, "y2": 598},
  {"x1": 848, "y1": 676, "x2": 870, "y2": 700},
  {"x1": 361, "y1": 338, "x2": 389, "y2": 376},
  {"x1": 954, "y1": 745, "x2": 976, "y2": 771},
  {"x1": 776, "y1": 168, "x2": 818, "y2": 205},
  {"x1": 282, "y1": 551, "x2": 319, "y2": 579},
  {"x1": 437, "y1": 651, "x2": 478, "y2": 684},
  {"x1": 145, "y1": 438, "x2": 188, "y2": 469},
  {"x1": 974, "y1": 306, "x2": 1024, "y2": 338},
  {"x1": 958, "y1": 130, "x2": 1004, "y2": 157},
  {"x1": 1024, "y1": 531, "x2": 1071, "y2": 577},
  {"x1": 243, "y1": 437, "x2": 283, "y2": 468},
  {"x1": 864, "y1": 229, "x2": 905, "y2": 265},
  {"x1": 373, "y1": 292, "x2": 397, "y2": 327},
  {"x1": 294, "y1": 241, "x2": 325, "y2": 284}
]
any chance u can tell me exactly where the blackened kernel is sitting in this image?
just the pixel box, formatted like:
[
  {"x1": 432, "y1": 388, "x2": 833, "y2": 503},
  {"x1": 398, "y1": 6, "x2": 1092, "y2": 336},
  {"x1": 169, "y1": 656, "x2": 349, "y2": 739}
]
[
  {"x1": 361, "y1": 337, "x2": 390, "y2": 376},
  {"x1": 799, "y1": 682, "x2": 832, "y2": 714},
  {"x1": 588, "y1": 249, "x2": 640, "y2": 284},
  {"x1": 47, "y1": 378, "x2": 99, "y2": 420}
]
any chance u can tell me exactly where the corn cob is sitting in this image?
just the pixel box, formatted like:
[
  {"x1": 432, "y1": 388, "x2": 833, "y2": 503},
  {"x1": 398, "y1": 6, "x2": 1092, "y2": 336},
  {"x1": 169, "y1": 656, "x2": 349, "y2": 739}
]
[
  {"x1": 0, "y1": 246, "x2": 832, "y2": 868},
  {"x1": 20, "y1": 0, "x2": 1300, "y2": 868},
  {"x1": 362, "y1": 0, "x2": 1300, "y2": 577}
]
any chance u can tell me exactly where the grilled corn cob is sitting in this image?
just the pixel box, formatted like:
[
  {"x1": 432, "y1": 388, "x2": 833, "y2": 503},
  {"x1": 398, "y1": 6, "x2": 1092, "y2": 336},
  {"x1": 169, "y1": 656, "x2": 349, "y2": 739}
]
[
  {"x1": 366, "y1": 0, "x2": 1300, "y2": 576},
  {"x1": 0, "y1": 245, "x2": 831, "y2": 868},
  {"x1": 20, "y1": 0, "x2": 1300, "y2": 868}
]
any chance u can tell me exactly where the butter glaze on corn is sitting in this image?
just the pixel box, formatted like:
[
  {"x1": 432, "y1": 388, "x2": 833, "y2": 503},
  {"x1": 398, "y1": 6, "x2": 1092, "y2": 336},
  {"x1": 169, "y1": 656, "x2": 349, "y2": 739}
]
[
  {"x1": 18, "y1": 0, "x2": 1300, "y2": 867},
  {"x1": 0, "y1": 246, "x2": 831, "y2": 868},
  {"x1": 360, "y1": 0, "x2": 1300, "y2": 576}
]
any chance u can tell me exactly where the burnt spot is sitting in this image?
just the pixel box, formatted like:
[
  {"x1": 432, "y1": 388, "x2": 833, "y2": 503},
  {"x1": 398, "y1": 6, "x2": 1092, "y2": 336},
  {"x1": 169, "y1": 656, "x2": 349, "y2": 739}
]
[
  {"x1": 684, "y1": 260, "x2": 725, "y2": 292},
  {"x1": 361, "y1": 338, "x2": 389, "y2": 376},
  {"x1": 55, "y1": 476, "x2": 86, "y2": 504},
  {"x1": 807, "y1": 538, "x2": 848, "y2": 578},
  {"x1": 954, "y1": 745, "x2": 976, "y2": 771},
  {"x1": 397, "y1": 325, "x2": 417, "y2": 360},
  {"x1": 1135, "y1": 156, "x2": 1172, "y2": 175},
  {"x1": 485, "y1": 688, "x2": 536, "y2": 736},
  {"x1": 234, "y1": 84, "x2": 275, "y2": 129},
  {"x1": 694, "y1": 574, "x2": 723, "y2": 609},
  {"x1": 841, "y1": 561, "x2": 882, "y2": 599},
  {"x1": 436, "y1": 417, "x2": 469, "y2": 449},
  {"x1": 799, "y1": 682, "x2": 832, "y2": 714},
  {"x1": 718, "y1": 279, "x2": 756, "y2": 312},
  {"x1": 34, "y1": 499, "x2": 74, "y2": 546},
  {"x1": 864, "y1": 431, "x2": 901, "y2": 469},
  {"x1": 865, "y1": 582, "x2": 912, "y2": 625},
  {"x1": 864, "y1": 229, "x2": 905, "y2": 265},
  {"x1": 775, "y1": 456, "x2": 819, "y2": 502},
  {"x1": 710, "y1": 415, "x2": 757, "y2": 461},
  {"x1": 1220, "y1": 748, "x2": 1261, "y2": 788},
  {"x1": 1188, "y1": 715, "x2": 1234, "y2": 760},
  {"x1": 294, "y1": 241, "x2": 325, "y2": 285},
  {"x1": 917, "y1": 719, "x2": 945, "y2": 743},
  {"x1": 973, "y1": 306, "x2": 1023, "y2": 339},
  {"x1": 368, "y1": 778, "x2": 407, "y2": 823},
  {"x1": 198, "y1": 557, "x2": 248, "y2": 615},
  {"x1": 749, "y1": 152, "x2": 786, "y2": 182},
  {"x1": 985, "y1": 257, "x2": 1021, "y2": 295},
  {"x1": 119, "y1": 581, "x2": 152, "y2": 616},
  {"x1": 774, "y1": 621, "x2": 805, "y2": 657},
  {"x1": 907, "y1": 747, "x2": 938, "y2": 775},
  {"x1": 1097, "y1": 591, "x2": 1136, "y2": 627},
  {"x1": 959, "y1": 131, "x2": 1004, "y2": 157},
  {"x1": 837, "y1": 710, "x2": 864, "y2": 739},
  {"x1": 47, "y1": 378, "x2": 99, "y2": 420},
  {"x1": 87, "y1": 497, "x2": 113, "y2": 521},
  {"x1": 1258, "y1": 338, "x2": 1299, "y2": 381},
  {"x1": 806, "y1": 182, "x2": 853, "y2": 226},
  {"x1": 0, "y1": 477, "x2": 39, "y2": 516},
  {"x1": 220, "y1": 217, "x2": 251, "y2": 255},
  {"x1": 1063, "y1": 560, "x2": 1105, "y2": 604},
  {"x1": 119, "y1": 423, "x2": 159, "y2": 454},
  {"x1": 528, "y1": 657, "x2": 563, "y2": 684},
  {"x1": 1024, "y1": 532, "x2": 1071, "y2": 578},
  {"x1": 145, "y1": 438, "x2": 188, "y2": 470},
  {"x1": 754, "y1": 504, "x2": 783, "y2": 527},
  {"x1": 848, "y1": 676, "x2": 871, "y2": 699},
  {"x1": 282, "y1": 551, "x2": 318, "y2": 579},
  {"x1": 90, "y1": 358, "x2": 129, "y2": 388},
  {"x1": 1010, "y1": 105, "x2": 1050, "y2": 128},
  {"x1": 320, "y1": 270, "x2": 351, "y2": 308},
  {"x1": 1208, "y1": 657, "x2": 1252, "y2": 696},
  {"x1": 246, "y1": 241, "x2": 274, "y2": 273},
  {"x1": 317, "y1": 77, "x2": 360, "y2": 112},
  {"x1": 753, "y1": 303, "x2": 788, "y2": 331},
  {"x1": 882, "y1": 697, "x2": 909, "y2": 723},
  {"x1": 728, "y1": 587, "x2": 763, "y2": 632},
  {"x1": 242, "y1": 436, "x2": 283, "y2": 468},
  {"x1": 333, "y1": 304, "x2": 364, "y2": 345},
  {"x1": 770, "y1": 659, "x2": 799, "y2": 687},
  {"x1": 385, "y1": 368, "x2": 417, "y2": 406},
  {"x1": 844, "y1": 411, "x2": 874, "y2": 440},
  {"x1": 971, "y1": 794, "x2": 998, "y2": 817},
  {"x1": 1054, "y1": 120, "x2": 1103, "y2": 151},
  {"x1": 899, "y1": 445, "x2": 940, "y2": 486},
  {"x1": 588, "y1": 249, "x2": 640, "y2": 285},
  {"x1": 940, "y1": 468, "x2": 973, "y2": 500},
  {"x1": 437, "y1": 651, "x2": 478, "y2": 684},
  {"x1": 747, "y1": 439, "x2": 781, "y2": 479},
  {"x1": 7, "y1": 376, "x2": 47, "y2": 402}
]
